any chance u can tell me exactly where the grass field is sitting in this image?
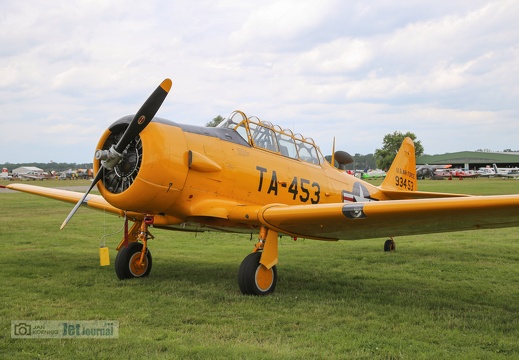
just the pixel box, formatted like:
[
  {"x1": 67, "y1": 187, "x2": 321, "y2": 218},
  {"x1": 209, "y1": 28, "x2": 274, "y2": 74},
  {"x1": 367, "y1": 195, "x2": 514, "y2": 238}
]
[{"x1": 1, "y1": 178, "x2": 519, "y2": 359}]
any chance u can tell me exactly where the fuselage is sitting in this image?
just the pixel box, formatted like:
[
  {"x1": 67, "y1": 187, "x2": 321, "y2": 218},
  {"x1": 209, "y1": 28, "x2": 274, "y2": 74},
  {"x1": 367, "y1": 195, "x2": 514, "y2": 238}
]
[{"x1": 94, "y1": 111, "x2": 388, "y2": 233}]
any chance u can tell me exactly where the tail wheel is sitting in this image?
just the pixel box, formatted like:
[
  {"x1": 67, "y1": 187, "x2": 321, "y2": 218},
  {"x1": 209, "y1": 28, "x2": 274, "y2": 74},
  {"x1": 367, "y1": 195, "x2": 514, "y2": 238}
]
[
  {"x1": 238, "y1": 252, "x2": 277, "y2": 296},
  {"x1": 115, "y1": 242, "x2": 152, "y2": 280}
]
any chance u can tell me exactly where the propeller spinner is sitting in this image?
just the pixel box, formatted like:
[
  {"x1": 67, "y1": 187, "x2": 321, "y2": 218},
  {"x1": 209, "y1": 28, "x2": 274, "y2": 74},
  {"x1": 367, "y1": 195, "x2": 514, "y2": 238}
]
[{"x1": 60, "y1": 78, "x2": 173, "y2": 230}]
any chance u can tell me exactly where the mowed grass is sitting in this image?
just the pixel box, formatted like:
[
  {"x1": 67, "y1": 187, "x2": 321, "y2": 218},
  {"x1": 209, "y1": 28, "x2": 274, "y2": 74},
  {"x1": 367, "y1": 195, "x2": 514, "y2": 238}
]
[{"x1": 1, "y1": 178, "x2": 519, "y2": 359}]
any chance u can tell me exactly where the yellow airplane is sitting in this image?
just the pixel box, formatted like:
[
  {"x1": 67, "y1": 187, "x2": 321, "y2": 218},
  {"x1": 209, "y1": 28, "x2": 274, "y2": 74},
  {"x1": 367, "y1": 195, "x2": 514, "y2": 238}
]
[{"x1": 5, "y1": 78, "x2": 519, "y2": 296}]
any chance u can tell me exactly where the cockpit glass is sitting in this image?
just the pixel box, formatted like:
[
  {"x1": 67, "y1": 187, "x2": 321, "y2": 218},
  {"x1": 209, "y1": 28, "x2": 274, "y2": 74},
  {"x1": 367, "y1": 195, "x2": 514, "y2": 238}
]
[
  {"x1": 248, "y1": 123, "x2": 279, "y2": 152},
  {"x1": 219, "y1": 111, "x2": 323, "y2": 165},
  {"x1": 221, "y1": 111, "x2": 249, "y2": 143},
  {"x1": 295, "y1": 140, "x2": 320, "y2": 164},
  {"x1": 276, "y1": 133, "x2": 298, "y2": 159}
]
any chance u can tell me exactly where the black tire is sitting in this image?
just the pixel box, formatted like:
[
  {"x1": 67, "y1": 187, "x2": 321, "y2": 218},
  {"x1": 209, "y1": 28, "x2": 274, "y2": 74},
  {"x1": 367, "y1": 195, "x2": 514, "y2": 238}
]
[
  {"x1": 384, "y1": 239, "x2": 396, "y2": 252},
  {"x1": 115, "y1": 242, "x2": 152, "y2": 280},
  {"x1": 238, "y1": 252, "x2": 277, "y2": 296}
]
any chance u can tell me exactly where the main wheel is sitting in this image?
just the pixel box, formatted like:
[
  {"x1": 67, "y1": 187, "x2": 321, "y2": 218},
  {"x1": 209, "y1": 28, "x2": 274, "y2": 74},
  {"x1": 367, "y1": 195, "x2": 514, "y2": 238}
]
[
  {"x1": 238, "y1": 252, "x2": 277, "y2": 296},
  {"x1": 115, "y1": 242, "x2": 152, "y2": 280},
  {"x1": 384, "y1": 239, "x2": 396, "y2": 252}
]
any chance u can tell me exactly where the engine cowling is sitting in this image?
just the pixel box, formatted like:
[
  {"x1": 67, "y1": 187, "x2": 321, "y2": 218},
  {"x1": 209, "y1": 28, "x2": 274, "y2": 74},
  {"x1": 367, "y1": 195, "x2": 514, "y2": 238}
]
[{"x1": 94, "y1": 116, "x2": 189, "y2": 214}]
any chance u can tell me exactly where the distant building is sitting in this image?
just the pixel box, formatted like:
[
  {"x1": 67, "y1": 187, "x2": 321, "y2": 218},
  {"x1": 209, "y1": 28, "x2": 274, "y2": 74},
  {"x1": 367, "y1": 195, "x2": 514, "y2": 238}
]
[
  {"x1": 12, "y1": 166, "x2": 44, "y2": 175},
  {"x1": 417, "y1": 152, "x2": 519, "y2": 170}
]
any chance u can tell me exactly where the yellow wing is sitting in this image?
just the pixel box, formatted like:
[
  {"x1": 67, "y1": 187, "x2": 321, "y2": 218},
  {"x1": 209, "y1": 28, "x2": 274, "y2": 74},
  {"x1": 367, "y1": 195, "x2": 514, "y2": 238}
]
[
  {"x1": 5, "y1": 183, "x2": 185, "y2": 226},
  {"x1": 9, "y1": 184, "x2": 519, "y2": 240},
  {"x1": 241, "y1": 195, "x2": 519, "y2": 240},
  {"x1": 6, "y1": 183, "x2": 124, "y2": 215}
]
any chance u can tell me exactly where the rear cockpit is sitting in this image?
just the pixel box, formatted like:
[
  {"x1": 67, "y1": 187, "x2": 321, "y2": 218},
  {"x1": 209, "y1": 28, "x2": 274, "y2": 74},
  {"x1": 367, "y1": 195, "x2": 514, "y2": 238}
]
[{"x1": 220, "y1": 110, "x2": 325, "y2": 165}]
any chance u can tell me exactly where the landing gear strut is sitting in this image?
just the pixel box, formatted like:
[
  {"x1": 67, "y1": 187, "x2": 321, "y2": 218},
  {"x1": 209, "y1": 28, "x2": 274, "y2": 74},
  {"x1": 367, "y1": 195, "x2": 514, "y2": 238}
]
[
  {"x1": 238, "y1": 227, "x2": 279, "y2": 295},
  {"x1": 115, "y1": 217, "x2": 154, "y2": 280}
]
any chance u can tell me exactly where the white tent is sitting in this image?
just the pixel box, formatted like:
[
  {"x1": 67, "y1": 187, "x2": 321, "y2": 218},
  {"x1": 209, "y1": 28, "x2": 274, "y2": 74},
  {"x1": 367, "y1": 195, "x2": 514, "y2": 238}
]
[{"x1": 12, "y1": 166, "x2": 44, "y2": 174}]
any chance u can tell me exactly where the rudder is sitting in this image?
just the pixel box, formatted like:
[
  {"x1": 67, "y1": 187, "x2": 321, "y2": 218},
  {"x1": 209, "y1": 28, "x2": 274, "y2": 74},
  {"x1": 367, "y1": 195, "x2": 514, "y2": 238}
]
[{"x1": 380, "y1": 137, "x2": 417, "y2": 191}]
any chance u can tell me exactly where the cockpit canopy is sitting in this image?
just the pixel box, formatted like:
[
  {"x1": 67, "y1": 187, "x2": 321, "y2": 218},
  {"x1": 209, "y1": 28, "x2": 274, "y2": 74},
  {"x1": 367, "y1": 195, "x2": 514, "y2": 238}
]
[{"x1": 220, "y1": 110, "x2": 325, "y2": 165}]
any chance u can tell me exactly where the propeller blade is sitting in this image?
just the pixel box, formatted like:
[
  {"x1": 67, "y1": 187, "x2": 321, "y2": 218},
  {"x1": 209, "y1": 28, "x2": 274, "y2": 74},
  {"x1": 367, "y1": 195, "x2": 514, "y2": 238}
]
[
  {"x1": 60, "y1": 168, "x2": 104, "y2": 230},
  {"x1": 60, "y1": 78, "x2": 172, "y2": 229},
  {"x1": 114, "y1": 78, "x2": 172, "y2": 154}
]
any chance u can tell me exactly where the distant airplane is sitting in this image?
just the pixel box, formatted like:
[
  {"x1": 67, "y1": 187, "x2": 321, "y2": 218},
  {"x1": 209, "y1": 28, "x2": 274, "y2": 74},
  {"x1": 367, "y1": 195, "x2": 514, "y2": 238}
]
[
  {"x1": 59, "y1": 170, "x2": 76, "y2": 180},
  {"x1": 416, "y1": 164, "x2": 452, "y2": 179},
  {"x1": 77, "y1": 169, "x2": 93, "y2": 179},
  {"x1": 356, "y1": 169, "x2": 386, "y2": 180},
  {"x1": 437, "y1": 169, "x2": 480, "y2": 180},
  {"x1": 19, "y1": 171, "x2": 56, "y2": 181},
  {"x1": 58, "y1": 169, "x2": 92, "y2": 180},
  {"x1": 0, "y1": 168, "x2": 12, "y2": 180},
  {"x1": 477, "y1": 166, "x2": 496, "y2": 177},
  {"x1": 4, "y1": 78, "x2": 519, "y2": 295},
  {"x1": 492, "y1": 164, "x2": 519, "y2": 179}
]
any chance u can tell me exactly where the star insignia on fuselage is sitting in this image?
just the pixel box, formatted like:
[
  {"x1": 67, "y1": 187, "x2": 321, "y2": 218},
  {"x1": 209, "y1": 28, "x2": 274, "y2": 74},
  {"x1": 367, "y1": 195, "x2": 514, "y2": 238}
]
[{"x1": 342, "y1": 182, "x2": 376, "y2": 203}]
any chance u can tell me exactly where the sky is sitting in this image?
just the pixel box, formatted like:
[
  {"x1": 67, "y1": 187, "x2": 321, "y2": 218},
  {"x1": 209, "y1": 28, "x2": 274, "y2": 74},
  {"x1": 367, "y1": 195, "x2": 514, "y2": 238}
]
[{"x1": 1, "y1": 0, "x2": 518, "y2": 163}]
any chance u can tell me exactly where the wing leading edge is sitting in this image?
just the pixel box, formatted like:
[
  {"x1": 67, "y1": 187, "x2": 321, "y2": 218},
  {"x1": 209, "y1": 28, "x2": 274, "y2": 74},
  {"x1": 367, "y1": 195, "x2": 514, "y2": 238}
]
[
  {"x1": 5, "y1": 183, "x2": 187, "y2": 226},
  {"x1": 6, "y1": 183, "x2": 124, "y2": 216},
  {"x1": 253, "y1": 195, "x2": 519, "y2": 240}
]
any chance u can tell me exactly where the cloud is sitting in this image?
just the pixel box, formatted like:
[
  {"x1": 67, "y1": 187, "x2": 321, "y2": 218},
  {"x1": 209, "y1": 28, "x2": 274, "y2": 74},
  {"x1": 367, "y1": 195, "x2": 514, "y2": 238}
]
[
  {"x1": 1, "y1": 0, "x2": 518, "y2": 163},
  {"x1": 294, "y1": 38, "x2": 371, "y2": 75},
  {"x1": 230, "y1": 0, "x2": 336, "y2": 50}
]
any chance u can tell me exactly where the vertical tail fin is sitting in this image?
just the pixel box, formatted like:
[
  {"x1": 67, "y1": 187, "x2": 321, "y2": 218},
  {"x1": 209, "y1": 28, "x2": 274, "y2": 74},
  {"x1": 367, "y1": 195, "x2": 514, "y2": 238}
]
[{"x1": 380, "y1": 137, "x2": 417, "y2": 191}]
